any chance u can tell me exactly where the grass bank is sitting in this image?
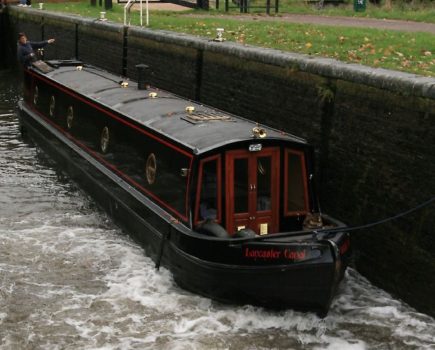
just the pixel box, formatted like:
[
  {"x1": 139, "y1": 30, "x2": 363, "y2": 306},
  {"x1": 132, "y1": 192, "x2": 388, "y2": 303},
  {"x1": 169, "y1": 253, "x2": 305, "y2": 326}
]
[
  {"x1": 234, "y1": 0, "x2": 435, "y2": 23},
  {"x1": 40, "y1": 1, "x2": 435, "y2": 77}
]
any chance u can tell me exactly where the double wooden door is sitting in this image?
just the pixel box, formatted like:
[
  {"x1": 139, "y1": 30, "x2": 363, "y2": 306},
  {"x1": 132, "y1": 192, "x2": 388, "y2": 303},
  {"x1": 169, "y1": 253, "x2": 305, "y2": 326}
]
[{"x1": 225, "y1": 148, "x2": 279, "y2": 235}]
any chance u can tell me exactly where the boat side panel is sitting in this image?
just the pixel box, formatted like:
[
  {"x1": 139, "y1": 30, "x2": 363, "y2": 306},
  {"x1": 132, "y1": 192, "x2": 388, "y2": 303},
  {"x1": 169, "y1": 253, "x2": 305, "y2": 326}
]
[
  {"x1": 19, "y1": 105, "x2": 171, "y2": 257},
  {"x1": 25, "y1": 70, "x2": 194, "y2": 223}
]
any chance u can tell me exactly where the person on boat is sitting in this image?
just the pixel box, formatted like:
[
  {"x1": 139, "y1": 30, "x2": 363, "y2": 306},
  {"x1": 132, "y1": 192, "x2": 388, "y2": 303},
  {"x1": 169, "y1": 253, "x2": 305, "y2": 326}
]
[{"x1": 17, "y1": 32, "x2": 55, "y2": 67}]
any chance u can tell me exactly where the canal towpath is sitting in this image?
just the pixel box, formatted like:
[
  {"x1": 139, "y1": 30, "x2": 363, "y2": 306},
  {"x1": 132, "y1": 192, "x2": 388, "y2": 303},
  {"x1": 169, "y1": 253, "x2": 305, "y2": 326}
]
[{"x1": 179, "y1": 12, "x2": 435, "y2": 34}]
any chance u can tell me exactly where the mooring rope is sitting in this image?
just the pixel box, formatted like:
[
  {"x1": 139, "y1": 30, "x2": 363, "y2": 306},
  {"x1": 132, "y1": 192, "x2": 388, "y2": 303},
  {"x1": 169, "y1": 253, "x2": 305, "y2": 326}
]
[
  {"x1": 322, "y1": 195, "x2": 435, "y2": 235},
  {"x1": 241, "y1": 196, "x2": 435, "y2": 242}
]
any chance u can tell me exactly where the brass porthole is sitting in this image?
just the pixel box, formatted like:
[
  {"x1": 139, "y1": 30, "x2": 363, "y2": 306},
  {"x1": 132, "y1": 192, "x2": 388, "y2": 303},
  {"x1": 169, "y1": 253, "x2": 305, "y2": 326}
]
[
  {"x1": 100, "y1": 126, "x2": 110, "y2": 153},
  {"x1": 66, "y1": 106, "x2": 74, "y2": 129},
  {"x1": 33, "y1": 86, "x2": 39, "y2": 105},
  {"x1": 49, "y1": 96, "x2": 55, "y2": 118},
  {"x1": 145, "y1": 153, "x2": 157, "y2": 185}
]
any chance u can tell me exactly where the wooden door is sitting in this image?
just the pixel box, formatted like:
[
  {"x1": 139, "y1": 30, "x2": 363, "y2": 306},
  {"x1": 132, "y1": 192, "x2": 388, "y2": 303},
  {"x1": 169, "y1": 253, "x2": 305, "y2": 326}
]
[{"x1": 225, "y1": 148, "x2": 279, "y2": 235}]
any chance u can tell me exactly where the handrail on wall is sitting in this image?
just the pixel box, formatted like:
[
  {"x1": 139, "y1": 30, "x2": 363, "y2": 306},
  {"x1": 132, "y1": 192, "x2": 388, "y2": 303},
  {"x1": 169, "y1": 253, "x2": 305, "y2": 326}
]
[
  {"x1": 123, "y1": 0, "x2": 134, "y2": 26},
  {"x1": 123, "y1": 0, "x2": 148, "y2": 27}
]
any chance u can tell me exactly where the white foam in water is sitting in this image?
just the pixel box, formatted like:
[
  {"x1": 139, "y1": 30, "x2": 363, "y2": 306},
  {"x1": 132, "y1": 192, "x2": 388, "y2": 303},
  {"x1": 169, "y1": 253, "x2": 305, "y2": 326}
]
[
  {"x1": 2, "y1": 189, "x2": 435, "y2": 350},
  {"x1": 1, "y1": 79, "x2": 435, "y2": 349}
]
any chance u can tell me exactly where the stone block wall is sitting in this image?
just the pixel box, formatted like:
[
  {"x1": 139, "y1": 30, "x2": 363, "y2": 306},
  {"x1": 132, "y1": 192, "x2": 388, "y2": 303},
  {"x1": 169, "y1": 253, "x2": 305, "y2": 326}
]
[
  {"x1": 77, "y1": 19, "x2": 124, "y2": 75},
  {"x1": 42, "y1": 13, "x2": 77, "y2": 60},
  {"x1": 127, "y1": 28, "x2": 200, "y2": 99},
  {"x1": 200, "y1": 51, "x2": 325, "y2": 143},
  {"x1": 326, "y1": 82, "x2": 435, "y2": 314},
  {"x1": 4, "y1": 6, "x2": 435, "y2": 317}
]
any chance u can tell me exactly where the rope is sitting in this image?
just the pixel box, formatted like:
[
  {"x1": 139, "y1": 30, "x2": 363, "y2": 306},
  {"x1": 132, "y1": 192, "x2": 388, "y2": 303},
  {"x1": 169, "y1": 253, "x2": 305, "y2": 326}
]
[
  {"x1": 322, "y1": 195, "x2": 435, "y2": 235},
  {"x1": 241, "y1": 196, "x2": 435, "y2": 243}
]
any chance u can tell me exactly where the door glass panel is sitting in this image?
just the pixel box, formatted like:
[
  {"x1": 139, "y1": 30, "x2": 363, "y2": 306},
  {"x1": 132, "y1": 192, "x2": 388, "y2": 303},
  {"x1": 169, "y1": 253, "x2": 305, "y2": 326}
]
[
  {"x1": 234, "y1": 158, "x2": 248, "y2": 213},
  {"x1": 199, "y1": 159, "x2": 218, "y2": 220},
  {"x1": 256, "y1": 156, "x2": 271, "y2": 211},
  {"x1": 287, "y1": 152, "x2": 306, "y2": 212}
]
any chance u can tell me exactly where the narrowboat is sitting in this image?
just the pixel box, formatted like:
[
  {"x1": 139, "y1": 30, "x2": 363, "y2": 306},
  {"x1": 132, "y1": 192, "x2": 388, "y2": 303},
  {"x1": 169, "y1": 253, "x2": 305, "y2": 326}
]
[{"x1": 18, "y1": 59, "x2": 351, "y2": 315}]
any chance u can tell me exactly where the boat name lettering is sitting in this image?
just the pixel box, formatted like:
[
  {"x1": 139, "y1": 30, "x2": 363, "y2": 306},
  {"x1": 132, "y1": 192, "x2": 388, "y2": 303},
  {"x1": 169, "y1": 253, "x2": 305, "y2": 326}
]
[
  {"x1": 244, "y1": 248, "x2": 306, "y2": 260},
  {"x1": 284, "y1": 249, "x2": 306, "y2": 260}
]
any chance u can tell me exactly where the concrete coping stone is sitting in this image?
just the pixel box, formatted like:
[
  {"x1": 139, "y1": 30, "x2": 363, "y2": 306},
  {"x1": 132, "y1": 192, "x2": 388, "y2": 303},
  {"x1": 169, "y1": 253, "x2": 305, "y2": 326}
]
[
  {"x1": 8, "y1": 7, "x2": 435, "y2": 99},
  {"x1": 131, "y1": 27, "x2": 435, "y2": 99}
]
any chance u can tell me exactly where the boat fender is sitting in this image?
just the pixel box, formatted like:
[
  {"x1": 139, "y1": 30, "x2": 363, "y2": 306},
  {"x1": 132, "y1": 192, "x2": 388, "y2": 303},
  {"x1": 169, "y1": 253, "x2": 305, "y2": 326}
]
[
  {"x1": 234, "y1": 228, "x2": 257, "y2": 238},
  {"x1": 197, "y1": 220, "x2": 230, "y2": 238}
]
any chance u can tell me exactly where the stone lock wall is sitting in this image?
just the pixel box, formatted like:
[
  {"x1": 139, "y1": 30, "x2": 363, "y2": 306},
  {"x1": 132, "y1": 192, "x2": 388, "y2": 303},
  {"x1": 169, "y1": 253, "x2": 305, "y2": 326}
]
[
  {"x1": 328, "y1": 82, "x2": 435, "y2": 312},
  {"x1": 127, "y1": 28, "x2": 200, "y2": 99},
  {"x1": 4, "y1": 6, "x2": 435, "y2": 317}
]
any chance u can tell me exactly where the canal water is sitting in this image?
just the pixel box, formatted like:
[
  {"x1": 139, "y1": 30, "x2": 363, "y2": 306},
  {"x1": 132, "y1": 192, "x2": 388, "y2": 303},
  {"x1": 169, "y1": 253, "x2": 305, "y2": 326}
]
[{"x1": 0, "y1": 68, "x2": 434, "y2": 350}]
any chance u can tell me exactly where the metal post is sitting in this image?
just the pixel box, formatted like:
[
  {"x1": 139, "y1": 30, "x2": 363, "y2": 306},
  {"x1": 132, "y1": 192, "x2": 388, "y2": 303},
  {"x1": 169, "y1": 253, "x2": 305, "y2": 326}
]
[
  {"x1": 146, "y1": 0, "x2": 149, "y2": 26},
  {"x1": 140, "y1": 0, "x2": 143, "y2": 26}
]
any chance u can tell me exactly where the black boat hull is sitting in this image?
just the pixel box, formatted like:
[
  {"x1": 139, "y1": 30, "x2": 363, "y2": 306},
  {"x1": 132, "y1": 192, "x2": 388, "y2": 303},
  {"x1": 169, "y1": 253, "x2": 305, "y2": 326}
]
[{"x1": 19, "y1": 100, "x2": 349, "y2": 315}]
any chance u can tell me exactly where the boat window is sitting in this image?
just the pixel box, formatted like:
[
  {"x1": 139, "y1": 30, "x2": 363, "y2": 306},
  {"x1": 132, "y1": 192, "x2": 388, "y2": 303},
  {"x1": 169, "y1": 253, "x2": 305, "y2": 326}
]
[
  {"x1": 100, "y1": 126, "x2": 110, "y2": 153},
  {"x1": 67, "y1": 106, "x2": 74, "y2": 129},
  {"x1": 195, "y1": 155, "x2": 221, "y2": 224},
  {"x1": 284, "y1": 149, "x2": 309, "y2": 216},
  {"x1": 49, "y1": 96, "x2": 55, "y2": 118},
  {"x1": 146, "y1": 153, "x2": 157, "y2": 185},
  {"x1": 256, "y1": 157, "x2": 271, "y2": 211},
  {"x1": 234, "y1": 158, "x2": 248, "y2": 213},
  {"x1": 33, "y1": 86, "x2": 39, "y2": 105}
]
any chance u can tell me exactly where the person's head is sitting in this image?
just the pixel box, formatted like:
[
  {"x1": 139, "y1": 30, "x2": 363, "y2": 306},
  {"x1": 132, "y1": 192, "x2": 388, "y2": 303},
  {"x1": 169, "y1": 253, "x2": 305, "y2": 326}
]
[{"x1": 18, "y1": 32, "x2": 27, "y2": 44}]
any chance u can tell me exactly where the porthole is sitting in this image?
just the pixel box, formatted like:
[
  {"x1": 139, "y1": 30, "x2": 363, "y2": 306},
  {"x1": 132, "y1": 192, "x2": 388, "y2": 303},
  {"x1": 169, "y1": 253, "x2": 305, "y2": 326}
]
[
  {"x1": 66, "y1": 106, "x2": 74, "y2": 129},
  {"x1": 49, "y1": 96, "x2": 55, "y2": 118},
  {"x1": 100, "y1": 126, "x2": 110, "y2": 153},
  {"x1": 33, "y1": 86, "x2": 39, "y2": 105},
  {"x1": 145, "y1": 153, "x2": 157, "y2": 185}
]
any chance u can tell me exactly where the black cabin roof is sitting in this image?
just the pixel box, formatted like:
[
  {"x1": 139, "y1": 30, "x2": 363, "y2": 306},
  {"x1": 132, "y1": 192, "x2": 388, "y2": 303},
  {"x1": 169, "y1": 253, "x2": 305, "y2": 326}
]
[{"x1": 36, "y1": 61, "x2": 307, "y2": 155}]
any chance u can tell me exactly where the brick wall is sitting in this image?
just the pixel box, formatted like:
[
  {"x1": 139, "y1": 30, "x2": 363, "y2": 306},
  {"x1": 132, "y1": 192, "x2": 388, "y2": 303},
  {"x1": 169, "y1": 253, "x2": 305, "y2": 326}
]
[{"x1": 4, "y1": 6, "x2": 435, "y2": 317}]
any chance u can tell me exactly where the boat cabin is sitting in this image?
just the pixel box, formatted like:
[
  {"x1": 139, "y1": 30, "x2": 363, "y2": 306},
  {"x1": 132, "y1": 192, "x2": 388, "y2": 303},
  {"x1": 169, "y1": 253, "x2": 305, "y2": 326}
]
[{"x1": 23, "y1": 61, "x2": 317, "y2": 237}]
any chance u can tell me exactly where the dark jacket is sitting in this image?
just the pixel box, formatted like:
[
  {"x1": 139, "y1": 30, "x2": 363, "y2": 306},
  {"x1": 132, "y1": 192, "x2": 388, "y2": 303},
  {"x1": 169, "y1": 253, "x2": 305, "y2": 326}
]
[{"x1": 17, "y1": 40, "x2": 49, "y2": 67}]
